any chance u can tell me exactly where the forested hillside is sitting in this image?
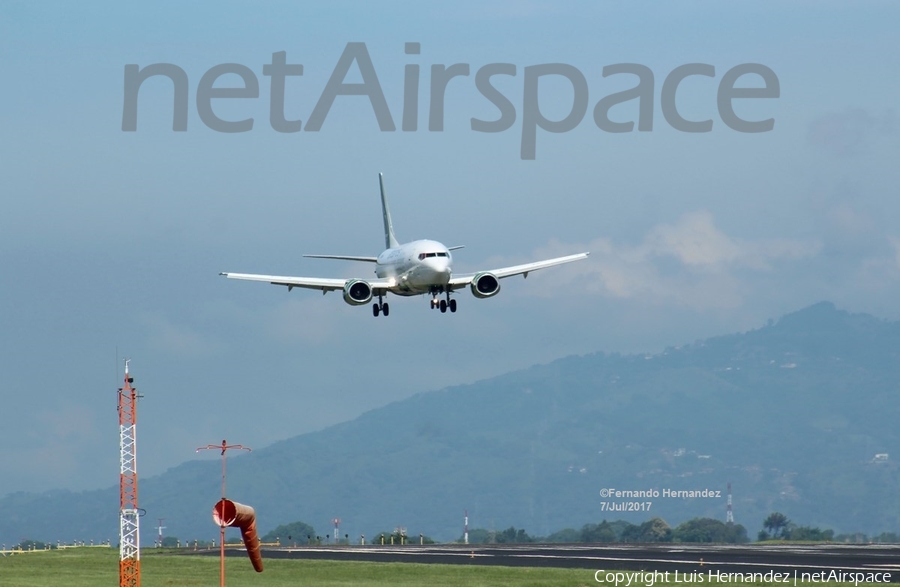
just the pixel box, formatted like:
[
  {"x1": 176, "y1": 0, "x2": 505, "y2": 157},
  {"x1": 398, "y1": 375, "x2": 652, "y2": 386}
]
[{"x1": 2, "y1": 302, "x2": 898, "y2": 544}]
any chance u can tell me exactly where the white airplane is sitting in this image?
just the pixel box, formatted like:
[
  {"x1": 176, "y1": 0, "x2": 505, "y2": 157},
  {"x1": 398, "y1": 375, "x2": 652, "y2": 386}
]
[{"x1": 220, "y1": 174, "x2": 589, "y2": 317}]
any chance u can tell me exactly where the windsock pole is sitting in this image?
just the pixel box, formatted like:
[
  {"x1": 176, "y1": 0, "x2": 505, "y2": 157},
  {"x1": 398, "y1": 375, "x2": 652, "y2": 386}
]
[{"x1": 197, "y1": 440, "x2": 251, "y2": 587}]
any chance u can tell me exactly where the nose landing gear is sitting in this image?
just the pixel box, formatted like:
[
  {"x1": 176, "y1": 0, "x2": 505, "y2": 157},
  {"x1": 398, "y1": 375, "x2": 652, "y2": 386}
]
[{"x1": 430, "y1": 290, "x2": 457, "y2": 313}]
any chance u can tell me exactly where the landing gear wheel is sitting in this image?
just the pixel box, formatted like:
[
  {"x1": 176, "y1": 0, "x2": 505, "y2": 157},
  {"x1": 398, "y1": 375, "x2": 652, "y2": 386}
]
[
  {"x1": 373, "y1": 303, "x2": 380, "y2": 317},
  {"x1": 382, "y1": 302, "x2": 389, "y2": 317},
  {"x1": 440, "y1": 300, "x2": 447, "y2": 313},
  {"x1": 449, "y1": 299, "x2": 457, "y2": 313}
]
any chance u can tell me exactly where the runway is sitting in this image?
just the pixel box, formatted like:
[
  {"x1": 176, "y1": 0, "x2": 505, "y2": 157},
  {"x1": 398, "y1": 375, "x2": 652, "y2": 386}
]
[{"x1": 205, "y1": 543, "x2": 900, "y2": 581}]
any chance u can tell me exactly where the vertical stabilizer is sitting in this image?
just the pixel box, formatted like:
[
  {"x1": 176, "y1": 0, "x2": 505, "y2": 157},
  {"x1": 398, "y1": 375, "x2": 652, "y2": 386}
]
[{"x1": 379, "y1": 173, "x2": 400, "y2": 249}]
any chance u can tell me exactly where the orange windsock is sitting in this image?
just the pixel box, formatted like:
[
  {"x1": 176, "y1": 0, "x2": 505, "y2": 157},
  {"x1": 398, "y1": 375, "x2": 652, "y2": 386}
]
[{"x1": 212, "y1": 499, "x2": 263, "y2": 572}]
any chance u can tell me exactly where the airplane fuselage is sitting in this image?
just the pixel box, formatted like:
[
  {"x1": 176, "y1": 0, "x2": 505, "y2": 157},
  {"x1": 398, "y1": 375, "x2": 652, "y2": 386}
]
[{"x1": 375, "y1": 239, "x2": 451, "y2": 296}]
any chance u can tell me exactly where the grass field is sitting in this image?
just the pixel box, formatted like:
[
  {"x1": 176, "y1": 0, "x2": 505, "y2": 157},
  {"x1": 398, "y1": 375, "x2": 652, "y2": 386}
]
[
  {"x1": 0, "y1": 547, "x2": 894, "y2": 587},
  {"x1": 0, "y1": 547, "x2": 587, "y2": 587}
]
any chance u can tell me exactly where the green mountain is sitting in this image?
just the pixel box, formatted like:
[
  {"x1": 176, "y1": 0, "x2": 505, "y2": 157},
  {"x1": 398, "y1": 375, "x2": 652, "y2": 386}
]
[{"x1": 2, "y1": 302, "x2": 899, "y2": 545}]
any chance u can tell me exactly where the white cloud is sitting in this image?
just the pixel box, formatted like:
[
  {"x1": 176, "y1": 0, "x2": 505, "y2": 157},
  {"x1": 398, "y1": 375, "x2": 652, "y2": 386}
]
[
  {"x1": 643, "y1": 211, "x2": 742, "y2": 267},
  {"x1": 519, "y1": 211, "x2": 822, "y2": 309}
]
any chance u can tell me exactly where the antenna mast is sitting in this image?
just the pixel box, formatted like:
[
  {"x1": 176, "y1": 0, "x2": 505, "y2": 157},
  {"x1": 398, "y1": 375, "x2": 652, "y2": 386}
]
[
  {"x1": 726, "y1": 482, "x2": 734, "y2": 524},
  {"x1": 156, "y1": 519, "x2": 166, "y2": 548},
  {"x1": 464, "y1": 510, "x2": 469, "y2": 545},
  {"x1": 118, "y1": 360, "x2": 141, "y2": 587}
]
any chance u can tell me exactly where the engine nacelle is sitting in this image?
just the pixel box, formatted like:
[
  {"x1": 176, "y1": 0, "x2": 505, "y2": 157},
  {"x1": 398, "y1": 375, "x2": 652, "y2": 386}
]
[
  {"x1": 343, "y1": 279, "x2": 373, "y2": 306},
  {"x1": 470, "y1": 272, "x2": 501, "y2": 299}
]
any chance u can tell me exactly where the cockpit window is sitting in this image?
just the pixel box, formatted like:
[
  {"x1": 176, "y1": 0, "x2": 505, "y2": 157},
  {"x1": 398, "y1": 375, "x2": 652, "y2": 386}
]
[{"x1": 418, "y1": 252, "x2": 449, "y2": 260}]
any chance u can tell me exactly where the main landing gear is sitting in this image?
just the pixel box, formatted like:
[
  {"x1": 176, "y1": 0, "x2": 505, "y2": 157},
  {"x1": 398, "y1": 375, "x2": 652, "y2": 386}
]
[
  {"x1": 429, "y1": 290, "x2": 457, "y2": 313},
  {"x1": 372, "y1": 294, "x2": 389, "y2": 317}
]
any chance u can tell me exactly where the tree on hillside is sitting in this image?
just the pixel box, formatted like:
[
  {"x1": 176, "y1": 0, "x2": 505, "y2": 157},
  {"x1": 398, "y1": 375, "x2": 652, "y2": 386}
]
[
  {"x1": 785, "y1": 526, "x2": 833, "y2": 541},
  {"x1": 725, "y1": 523, "x2": 749, "y2": 543},
  {"x1": 545, "y1": 528, "x2": 580, "y2": 543},
  {"x1": 621, "y1": 518, "x2": 673, "y2": 543},
  {"x1": 873, "y1": 532, "x2": 900, "y2": 543},
  {"x1": 673, "y1": 518, "x2": 748, "y2": 543},
  {"x1": 494, "y1": 526, "x2": 534, "y2": 543},
  {"x1": 261, "y1": 520, "x2": 316, "y2": 545},
  {"x1": 762, "y1": 512, "x2": 791, "y2": 539},
  {"x1": 581, "y1": 521, "x2": 619, "y2": 543},
  {"x1": 460, "y1": 528, "x2": 492, "y2": 544}
]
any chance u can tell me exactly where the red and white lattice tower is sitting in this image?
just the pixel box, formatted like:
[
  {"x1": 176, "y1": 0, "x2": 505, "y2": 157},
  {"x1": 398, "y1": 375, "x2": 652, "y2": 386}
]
[
  {"x1": 726, "y1": 482, "x2": 734, "y2": 525},
  {"x1": 118, "y1": 360, "x2": 141, "y2": 587}
]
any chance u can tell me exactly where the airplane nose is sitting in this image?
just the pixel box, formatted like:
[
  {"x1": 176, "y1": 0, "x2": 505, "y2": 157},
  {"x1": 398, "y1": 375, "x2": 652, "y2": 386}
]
[{"x1": 426, "y1": 258, "x2": 451, "y2": 283}]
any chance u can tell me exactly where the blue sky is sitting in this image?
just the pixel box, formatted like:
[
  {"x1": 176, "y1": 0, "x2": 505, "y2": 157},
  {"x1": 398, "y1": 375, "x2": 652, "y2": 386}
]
[{"x1": 1, "y1": 1, "x2": 898, "y2": 495}]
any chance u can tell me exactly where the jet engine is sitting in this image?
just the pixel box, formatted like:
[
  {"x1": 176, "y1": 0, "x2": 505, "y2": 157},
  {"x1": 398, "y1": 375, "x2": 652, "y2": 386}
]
[
  {"x1": 470, "y1": 272, "x2": 501, "y2": 299},
  {"x1": 343, "y1": 279, "x2": 373, "y2": 305}
]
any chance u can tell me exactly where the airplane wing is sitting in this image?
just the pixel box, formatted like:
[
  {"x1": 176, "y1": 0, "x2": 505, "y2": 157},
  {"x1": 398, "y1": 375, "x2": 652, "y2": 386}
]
[
  {"x1": 448, "y1": 252, "x2": 589, "y2": 287},
  {"x1": 219, "y1": 272, "x2": 393, "y2": 293},
  {"x1": 303, "y1": 254, "x2": 378, "y2": 262}
]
